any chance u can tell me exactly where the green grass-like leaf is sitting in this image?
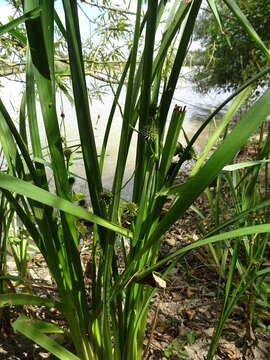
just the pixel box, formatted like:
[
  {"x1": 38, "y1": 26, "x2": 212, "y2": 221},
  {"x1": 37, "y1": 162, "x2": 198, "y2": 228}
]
[
  {"x1": 0, "y1": 294, "x2": 62, "y2": 310},
  {"x1": 0, "y1": 173, "x2": 131, "y2": 238},
  {"x1": 13, "y1": 316, "x2": 80, "y2": 360},
  {"x1": 0, "y1": 7, "x2": 40, "y2": 37}
]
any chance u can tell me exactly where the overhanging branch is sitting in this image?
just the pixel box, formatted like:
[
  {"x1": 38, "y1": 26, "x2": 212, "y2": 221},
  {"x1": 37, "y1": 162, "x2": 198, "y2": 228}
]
[{"x1": 79, "y1": 0, "x2": 136, "y2": 15}]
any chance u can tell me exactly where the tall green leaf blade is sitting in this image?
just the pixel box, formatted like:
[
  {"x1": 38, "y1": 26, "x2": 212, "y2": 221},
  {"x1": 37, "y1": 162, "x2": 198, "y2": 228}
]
[
  {"x1": 0, "y1": 106, "x2": 25, "y2": 178},
  {"x1": 0, "y1": 8, "x2": 40, "y2": 36},
  {"x1": 158, "y1": 107, "x2": 186, "y2": 186},
  {"x1": 0, "y1": 112, "x2": 18, "y2": 173},
  {"x1": 62, "y1": 0, "x2": 104, "y2": 216},
  {"x1": 152, "y1": 1, "x2": 193, "y2": 76},
  {"x1": 223, "y1": 160, "x2": 270, "y2": 171},
  {"x1": 207, "y1": 0, "x2": 223, "y2": 31},
  {"x1": 207, "y1": 0, "x2": 231, "y2": 47},
  {"x1": 26, "y1": 50, "x2": 48, "y2": 190},
  {"x1": 133, "y1": 224, "x2": 270, "y2": 282},
  {"x1": 19, "y1": 92, "x2": 27, "y2": 147},
  {"x1": 54, "y1": 10, "x2": 67, "y2": 38},
  {"x1": 24, "y1": 1, "x2": 70, "y2": 199},
  {"x1": 133, "y1": 0, "x2": 158, "y2": 203},
  {"x1": 21, "y1": 319, "x2": 65, "y2": 334},
  {"x1": 0, "y1": 98, "x2": 39, "y2": 181},
  {"x1": 13, "y1": 316, "x2": 80, "y2": 360},
  {"x1": 158, "y1": 0, "x2": 202, "y2": 133},
  {"x1": 109, "y1": 0, "x2": 143, "y2": 217},
  {"x1": 0, "y1": 294, "x2": 62, "y2": 310},
  {"x1": 0, "y1": 173, "x2": 131, "y2": 238}
]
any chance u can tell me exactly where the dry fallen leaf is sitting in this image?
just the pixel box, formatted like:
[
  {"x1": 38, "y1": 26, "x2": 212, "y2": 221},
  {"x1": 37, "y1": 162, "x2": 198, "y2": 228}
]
[
  {"x1": 183, "y1": 309, "x2": 196, "y2": 321},
  {"x1": 136, "y1": 272, "x2": 166, "y2": 289},
  {"x1": 153, "y1": 273, "x2": 166, "y2": 289}
]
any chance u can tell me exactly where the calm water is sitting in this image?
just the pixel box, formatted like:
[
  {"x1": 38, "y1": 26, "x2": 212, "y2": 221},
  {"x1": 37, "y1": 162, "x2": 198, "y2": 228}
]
[{"x1": 0, "y1": 74, "x2": 229, "y2": 199}]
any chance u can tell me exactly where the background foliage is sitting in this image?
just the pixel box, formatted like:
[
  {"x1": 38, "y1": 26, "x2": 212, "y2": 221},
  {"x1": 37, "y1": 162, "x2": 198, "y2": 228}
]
[{"x1": 192, "y1": 0, "x2": 270, "y2": 93}]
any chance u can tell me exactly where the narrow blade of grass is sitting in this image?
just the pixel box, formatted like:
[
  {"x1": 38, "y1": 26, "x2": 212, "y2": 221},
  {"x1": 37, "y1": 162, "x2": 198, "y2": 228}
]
[
  {"x1": 0, "y1": 294, "x2": 62, "y2": 310},
  {"x1": 0, "y1": 7, "x2": 40, "y2": 36},
  {"x1": 0, "y1": 173, "x2": 131, "y2": 238},
  {"x1": 13, "y1": 316, "x2": 80, "y2": 360}
]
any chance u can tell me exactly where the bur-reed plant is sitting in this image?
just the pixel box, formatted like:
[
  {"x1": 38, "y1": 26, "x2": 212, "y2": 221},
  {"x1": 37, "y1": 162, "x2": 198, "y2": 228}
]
[{"x1": 0, "y1": 1, "x2": 270, "y2": 359}]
